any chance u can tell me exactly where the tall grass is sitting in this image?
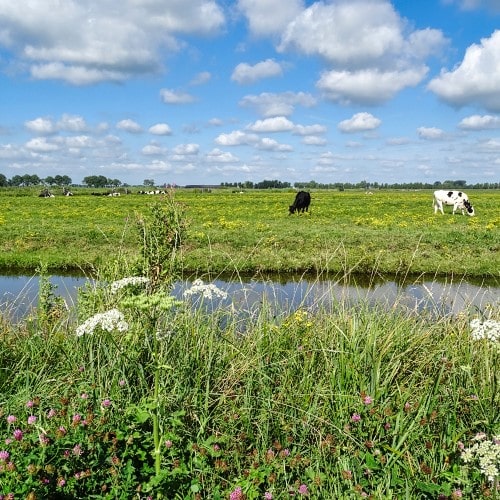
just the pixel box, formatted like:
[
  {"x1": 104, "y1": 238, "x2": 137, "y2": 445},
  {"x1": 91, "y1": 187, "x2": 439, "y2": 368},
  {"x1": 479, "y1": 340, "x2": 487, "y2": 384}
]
[{"x1": 0, "y1": 197, "x2": 498, "y2": 499}]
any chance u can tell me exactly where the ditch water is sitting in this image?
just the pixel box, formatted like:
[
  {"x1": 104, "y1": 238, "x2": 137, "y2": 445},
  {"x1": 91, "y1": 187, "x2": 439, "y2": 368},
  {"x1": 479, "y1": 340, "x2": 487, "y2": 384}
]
[{"x1": 0, "y1": 272, "x2": 498, "y2": 322}]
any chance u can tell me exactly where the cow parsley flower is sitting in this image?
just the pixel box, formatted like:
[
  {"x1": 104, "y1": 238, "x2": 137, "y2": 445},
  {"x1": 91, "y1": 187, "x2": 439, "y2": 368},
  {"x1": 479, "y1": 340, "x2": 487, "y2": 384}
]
[
  {"x1": 183, "y1": 279, "x2": 228, "y2": 300},
  {"x1": 110, "y1": 276, "x2": 150, "y2": 294},
  {"x1": 76, "y1": 309, "x2": 129, "y2": 337},
  {"x1": 461, "y1": 433, "x2": 500, "y2": 483},
  {"x1": 470, "y1": 318, "x2": 500, "y2": 343}
]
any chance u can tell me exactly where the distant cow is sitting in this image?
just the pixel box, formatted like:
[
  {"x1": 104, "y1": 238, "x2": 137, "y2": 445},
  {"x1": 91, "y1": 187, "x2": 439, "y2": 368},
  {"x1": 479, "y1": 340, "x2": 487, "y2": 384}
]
[
  {"x1": 433, "y1": 190, "x2": 474, "y2": 216},
  {"x1": 39, "y1": 188, "x2": 54, "y2": 198},
  {"x1": 289, "y1": 191, "x2": 311, "y2": 214}
]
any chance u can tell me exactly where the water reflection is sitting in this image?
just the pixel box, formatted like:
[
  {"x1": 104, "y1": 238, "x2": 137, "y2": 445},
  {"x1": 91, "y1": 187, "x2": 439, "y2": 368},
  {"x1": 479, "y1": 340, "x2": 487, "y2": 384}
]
[{"x1": 1, "y1": 273, "x2": 497, "y2": 321}]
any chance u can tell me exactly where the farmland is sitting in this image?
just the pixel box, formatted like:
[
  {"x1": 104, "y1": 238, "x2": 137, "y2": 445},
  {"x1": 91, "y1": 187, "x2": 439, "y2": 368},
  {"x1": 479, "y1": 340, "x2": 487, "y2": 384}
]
[
  {"x1": 0, "y1": 187, "x2": 498, "y2": 278},
  {"x1": 0, "y1": 187, "x2": 499, "y2": 498}
]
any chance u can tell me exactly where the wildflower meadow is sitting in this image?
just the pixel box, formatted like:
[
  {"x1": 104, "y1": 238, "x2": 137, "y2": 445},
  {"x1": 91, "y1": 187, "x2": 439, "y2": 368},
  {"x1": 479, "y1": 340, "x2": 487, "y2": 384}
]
[{"x1": 0, "y1": 194, "x2": 499, "y2": 498}]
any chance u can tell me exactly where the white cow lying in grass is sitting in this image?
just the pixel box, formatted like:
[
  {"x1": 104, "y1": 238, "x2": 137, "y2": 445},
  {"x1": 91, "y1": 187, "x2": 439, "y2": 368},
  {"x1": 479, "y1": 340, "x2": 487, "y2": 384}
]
[{"x1": 433, "y1": 190, "x2": 475, "y2": 216}]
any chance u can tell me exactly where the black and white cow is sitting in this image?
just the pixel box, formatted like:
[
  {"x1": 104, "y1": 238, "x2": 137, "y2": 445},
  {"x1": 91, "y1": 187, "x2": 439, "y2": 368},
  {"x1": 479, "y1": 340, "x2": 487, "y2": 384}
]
[
  {"x1": 289, "y1": 191, "x2": 311, "y2": 214},
  {"x1": 433, "y1": 190, "x2": 474, "y2": 216}
]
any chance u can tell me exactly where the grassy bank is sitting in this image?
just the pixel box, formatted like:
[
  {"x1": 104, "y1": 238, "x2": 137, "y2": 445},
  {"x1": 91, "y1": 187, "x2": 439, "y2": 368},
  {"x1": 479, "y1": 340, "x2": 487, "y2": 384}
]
[
  {"x1": 0, "y1": 271, "x2": 499, "y2": 498},
  {"x1": 0, "y1": 188, "x2": 498, "y2": 278}
]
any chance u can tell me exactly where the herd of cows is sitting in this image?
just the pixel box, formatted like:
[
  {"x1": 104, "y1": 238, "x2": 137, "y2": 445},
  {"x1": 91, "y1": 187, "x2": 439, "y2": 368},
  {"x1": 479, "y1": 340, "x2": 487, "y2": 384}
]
[{"x1": 39, "y1": 187, "x2": 476, "y2": 217}]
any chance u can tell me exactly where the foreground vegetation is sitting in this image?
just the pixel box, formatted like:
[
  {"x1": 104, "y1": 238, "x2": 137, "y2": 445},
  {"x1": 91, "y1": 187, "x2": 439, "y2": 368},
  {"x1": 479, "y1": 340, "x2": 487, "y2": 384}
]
[
  {"x1": 0, "y1": 187, "x2": 498, "y2": 278},
  {"x1": 0, "y1": 198, "x2": 498, "y2": 498}
]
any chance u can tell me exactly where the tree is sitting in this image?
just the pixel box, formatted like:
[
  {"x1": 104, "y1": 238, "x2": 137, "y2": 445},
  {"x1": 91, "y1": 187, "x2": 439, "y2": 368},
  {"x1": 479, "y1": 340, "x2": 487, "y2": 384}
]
[
  {"x1": 144, "y1": 179, "x2": 155, "y2": 187},
  {"x1": 0, "y1": 173, "x2": 8, "y2": 187},
  {"x1": 44, "y1": 176, "x2": 55, "y2": 186},
  {"x1": 83, "y1": 175, "x2": 109, "y2": 188}
]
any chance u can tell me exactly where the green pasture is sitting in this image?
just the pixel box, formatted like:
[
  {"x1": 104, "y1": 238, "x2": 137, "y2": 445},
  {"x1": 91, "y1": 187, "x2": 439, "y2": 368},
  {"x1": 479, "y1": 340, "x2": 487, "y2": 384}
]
[{"x1": 0, "y1": 188, "x2": 498, "y2": 278}]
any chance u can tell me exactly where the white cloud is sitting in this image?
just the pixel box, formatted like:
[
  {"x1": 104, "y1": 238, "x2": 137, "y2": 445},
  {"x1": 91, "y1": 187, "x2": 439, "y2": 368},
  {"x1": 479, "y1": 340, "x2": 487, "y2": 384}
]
[
  {"x1": 149, "y1": 123, "x2": 173, "y2": 135},
  {"x1": 172, "y1": 143, "x2": 199, "y2": 155},
  {"x1": 318, "y1": 68, "x2": 427, "y2": 105},
  {"x1": 231, "y1": 59, "x2": 283, "y2": 85},
  {"x1": 25, "y1": 137, "x2": 59, "y2": 152},
  {"x1": 160, "y1": 89, "x2": 195, "y2": 104},
  {"x1": 279, "y1": 0, "x2": 445, "y2": 105},
  {"x1": 237, "y1": 0, "x2": 304, "y2": 36},
  {"x1": 57, "y1": 114, "x2": 87, "y2": 132},
  {"x1": 293, "y1": 124, "x2": 327, "y2": 136},
  {"x1": 428, "y1": 30, "x2": 500, "y2": 112},
  {"x1": 25, "y1": 118, "x2": 56, "y2": 135},
  {"x1": 215, "y1": 130, "x2": 258, "y2": 146},
  {"x1": 338, "y1": 112, "x2": 381, "y2": 133},
  {"x1": 117, "y1": 119, "x2": 143, "y2": 134},
  {"x1": 0, "y1": 1, "x2": 225, "y2": 84},
  {"x1": 458, "y1": 114, "x2": 500, "y2": 130},
  {"x1": 239, "y1": 91, "x2": 316, "y2": 117},
  {"x1": 301, "y1": 136, "x2": 327, "y2": 146},
  {"x1": 246, "y1": 116, "x2": 294, "y2": 133},
  {"x1": 142, "y1": 144, "x2": 166, "y2": 156},
  {"x1": 417, "y1": 126, "x2": 446, "y2": 140},
  {"x1": 256, "y1": 138, "x2": 293, "y2": 151},
  {"x1": 206, "y1": 148, "x2": 239, "y2": 163}
]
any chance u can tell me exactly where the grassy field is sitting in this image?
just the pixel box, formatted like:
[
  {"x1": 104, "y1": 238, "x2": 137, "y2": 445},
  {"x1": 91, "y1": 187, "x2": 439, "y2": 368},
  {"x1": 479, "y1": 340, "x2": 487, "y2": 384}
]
[
  {"x1": 0, "y1": 196, "x2": 498, "y2": 498},
  {"x1": 0, "y1": 187, "x2": 498, "y2": 278}
]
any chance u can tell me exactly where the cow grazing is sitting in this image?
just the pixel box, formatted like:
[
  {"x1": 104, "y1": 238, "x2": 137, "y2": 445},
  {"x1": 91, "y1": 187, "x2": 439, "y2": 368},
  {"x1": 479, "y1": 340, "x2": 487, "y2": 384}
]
[
  {"x1": 433, "y1": 190, "x2": 474, "y2": 216},
  {"x1": 289, "y1": 191, "x2": 311, "y2": 214}
]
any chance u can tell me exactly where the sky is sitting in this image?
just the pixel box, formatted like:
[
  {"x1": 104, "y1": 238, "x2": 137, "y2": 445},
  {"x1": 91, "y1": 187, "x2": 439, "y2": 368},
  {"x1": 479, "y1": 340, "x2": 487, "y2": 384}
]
[{"x1": 1, "y1": 0, "x2": 500, "y2": 187}]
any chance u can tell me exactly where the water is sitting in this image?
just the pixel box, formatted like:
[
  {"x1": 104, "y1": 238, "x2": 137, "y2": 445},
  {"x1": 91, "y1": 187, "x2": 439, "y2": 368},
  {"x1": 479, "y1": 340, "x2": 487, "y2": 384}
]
[{"x1": 0, "y1": 273, "x2": 498, "y2": 321}]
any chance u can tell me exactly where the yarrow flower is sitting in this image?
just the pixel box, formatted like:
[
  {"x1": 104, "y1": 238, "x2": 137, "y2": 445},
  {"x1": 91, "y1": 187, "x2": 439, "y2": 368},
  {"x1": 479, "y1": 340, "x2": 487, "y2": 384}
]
[
  {"x1": 470, "y1": 318, "x2": 500, "y2": 343},
  {"x1": 76, "y1": 309, "x2": 129, "y2": 337},
  {"x1": 110, "y1": 276, "x2": 150, "y2": 294},
  {"x1": 461, "y1": 432, "x2": 500, "y2": 483},
  {"x1": 183, "y1": 279, "x2": 228, "y2": 300}
]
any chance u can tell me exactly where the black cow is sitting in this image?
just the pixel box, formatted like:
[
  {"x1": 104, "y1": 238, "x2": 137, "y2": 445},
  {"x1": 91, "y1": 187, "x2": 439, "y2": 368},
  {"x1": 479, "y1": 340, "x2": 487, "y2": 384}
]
[{"x1": 289, "y1": 191, "x2": 311, "y2": 214}]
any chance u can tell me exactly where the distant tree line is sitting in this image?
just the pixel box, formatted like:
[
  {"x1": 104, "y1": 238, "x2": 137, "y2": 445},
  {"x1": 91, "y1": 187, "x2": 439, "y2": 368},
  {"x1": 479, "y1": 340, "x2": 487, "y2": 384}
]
[
  {"x1": 0, "y1": 173, "x2": 497, "y2": 190},
  {"x1": 221, "y1": 179, "x2": 499, "y2": 190}
]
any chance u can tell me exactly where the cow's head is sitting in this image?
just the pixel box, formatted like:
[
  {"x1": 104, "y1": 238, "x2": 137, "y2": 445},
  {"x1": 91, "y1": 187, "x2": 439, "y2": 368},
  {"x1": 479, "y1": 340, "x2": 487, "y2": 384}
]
[
  {"x1": 289, "y1": 205, "x2": 296, "y2": 214},
  {"x1": 464, "y1": 199, "x2": 475, "y2": 216}
]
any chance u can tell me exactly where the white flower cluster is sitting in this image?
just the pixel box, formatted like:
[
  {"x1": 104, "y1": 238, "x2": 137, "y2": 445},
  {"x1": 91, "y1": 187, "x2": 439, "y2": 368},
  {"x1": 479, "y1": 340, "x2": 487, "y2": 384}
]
[
  {"x1": 76, "y1": 309, "x2": 129, "y2": 337},
  {"x1": 461, "y1": 433, "x2": 500, "y2": 483},
  {"x1": 110, "y1": 276, "x2": 150, "y2": 294},
  {"x1": 470, "y1": 319, "x2": 500, "y2": 342},
  {"x1": 183, "y1": 279, "x2": 228, "y2": 300}
]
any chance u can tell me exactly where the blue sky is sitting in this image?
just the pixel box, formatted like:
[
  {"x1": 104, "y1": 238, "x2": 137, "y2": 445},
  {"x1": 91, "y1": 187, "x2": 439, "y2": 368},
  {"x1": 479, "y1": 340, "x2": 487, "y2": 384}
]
[{"x1": 1, "y1": 0, "x2": 500, "y2": 187}]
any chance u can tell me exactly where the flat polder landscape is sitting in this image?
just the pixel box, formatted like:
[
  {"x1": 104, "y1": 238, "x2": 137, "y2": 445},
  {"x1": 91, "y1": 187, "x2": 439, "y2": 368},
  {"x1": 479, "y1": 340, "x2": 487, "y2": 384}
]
[
  {"x1": 1, "y1": 187, "x2": 499, "y2": 499},
  {"x1": 0, "y1": 187, "x2": 498, "y2": 278}
]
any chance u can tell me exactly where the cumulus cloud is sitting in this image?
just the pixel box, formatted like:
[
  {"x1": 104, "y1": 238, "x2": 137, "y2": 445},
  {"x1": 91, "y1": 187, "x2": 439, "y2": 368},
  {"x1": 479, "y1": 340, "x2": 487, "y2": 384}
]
[
  {"x1": 142, "y1": 143, "x2": 166, "y2": 156},
  {"x1": 116, "y1": 119, "x2": 143, "y2": 134},
  {"x1": 256, "y1": 138, "x2": 293, "y2": 151},
  {"x1": 246, "y1": 116, "x2": 294, "y2": 133},
  {"x1": 160, "y1": 89, "x2": 195, "y2": 104},
  {"x1": 231, "y1": 59, "x2": 284, "y2": 84},
  {"x1": 318, "y1": 67, "x2": 427, "y2": 105},
  {"x1": 458, "y1": 114, "x2": 500, "y2": 130},
  {"x1": 417, "y1": 126, "x2": 446, "y2": 140},
  {"x1": 149, "y1": 123, "x2": 173, "y2": 135},
  {"x1": 279, "y1": 0, "x2": 446, "y2": 105},
  {"x1": 428, "y1": 30, "x2": 500, "y2": 112},
  {"x1": 172, "y1": 143, "x2": 199, "y2": 155},
  {"x1": 25, "y1": 137, "x2": 59, "y2": 152},
  {"x1": 293, "y1": 124, "x2": 327, "y2": 136},
  {"x1": 239, "y1": 91, "x2": 316, "y2": 117},
  {"x1": 215, "y1": 130, "x2": 259, "y2": 146},
  {"x1": 0, "y1": 1, "x2": 225, "y2": 84},
  {"x1": 338, "y1": 112, "x2": 381, "y2": 133},
  {"x1": 58, "y1": 114, "x2": 88, "y2": 132},
  {"x1": 237, "y1": 0, "x2": 304, "y2": 36},
  {"x1": 25, "y1": 117, "x2": 56, "y2": 135},
  {"x1": 206, "y1": 148, "x2": 239, "y2": 163}
]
